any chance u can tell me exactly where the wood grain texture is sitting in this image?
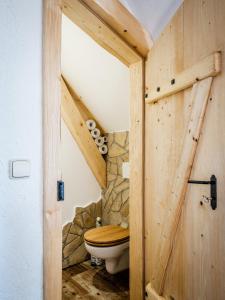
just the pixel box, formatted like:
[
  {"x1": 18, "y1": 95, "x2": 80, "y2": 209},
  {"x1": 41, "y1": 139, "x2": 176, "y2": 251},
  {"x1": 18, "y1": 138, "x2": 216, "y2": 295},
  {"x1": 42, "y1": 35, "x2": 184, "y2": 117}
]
[
  {"x1": 81, "y1": 0, "x2": 152, "y2": 57},
  {"x1": 43, "y1": 1, "x2": 62, "y2": 300},
  {"x1": 62, "y1": 76, "x2": 106, "y2": 134},
  {"x1": 62, "y1": 261, "x2": 129, "y2": 299},
  {"x1": 84, "y1": 225, "x2": 129, "y2": 245},
  {"x1": 129, "y1": 60, "x2": 145, "y2": 300},
  {"x1": 146, "y1": 52, "x2": 221, "y2": 104},
  {"x1": 149, "y1": 78, "x2": 213, "y2": 296},
  {"x1": 44, "y1": 2, "x2": 145, "y2": 298},
  {"x1": 62, "y1": 0, "x2": 142, "y2": 66},
  {"x1": 145, "y1": 0, "x2": 225, "y2": 299},
  {"x1": 146, "y1": 283, "x2": 166, "y2": 300},
  {"x1": 145, "y1": 9, "x2": 186, "y2": 299},
  {"x1": 61, "y1": 78, "x2": 106, "y2": 189}
]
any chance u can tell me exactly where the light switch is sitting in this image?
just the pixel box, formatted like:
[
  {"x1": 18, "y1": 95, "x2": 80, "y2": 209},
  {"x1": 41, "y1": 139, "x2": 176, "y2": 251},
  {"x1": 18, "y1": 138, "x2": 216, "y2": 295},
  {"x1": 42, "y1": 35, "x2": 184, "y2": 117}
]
[
  {"x1": 122, "y1": 162, "x2": 130, "y2": 179},
  {"x1": 9, "y1": 160, "x2": 31, "y2": 179}
]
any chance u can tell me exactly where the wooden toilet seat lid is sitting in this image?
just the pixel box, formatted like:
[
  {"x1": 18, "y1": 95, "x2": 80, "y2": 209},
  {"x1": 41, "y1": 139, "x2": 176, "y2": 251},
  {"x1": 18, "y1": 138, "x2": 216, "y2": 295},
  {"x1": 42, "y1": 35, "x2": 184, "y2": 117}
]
[{"x1": 84, "y1": 225, "x2": 129, "y2": 246}]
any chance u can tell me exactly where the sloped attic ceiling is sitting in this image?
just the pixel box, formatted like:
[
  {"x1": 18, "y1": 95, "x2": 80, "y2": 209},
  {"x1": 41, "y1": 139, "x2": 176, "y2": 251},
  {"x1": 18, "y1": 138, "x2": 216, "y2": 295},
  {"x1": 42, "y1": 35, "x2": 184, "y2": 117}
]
[
  {"x1": 61, "y1": 1, "x2": 183, "y2": 133},
  {"x1": 61, "y1": 15, "x2": 130, "y2": 133},
  {"x1": 120, "y1": 0, "x2": 183, "y2": 41}
]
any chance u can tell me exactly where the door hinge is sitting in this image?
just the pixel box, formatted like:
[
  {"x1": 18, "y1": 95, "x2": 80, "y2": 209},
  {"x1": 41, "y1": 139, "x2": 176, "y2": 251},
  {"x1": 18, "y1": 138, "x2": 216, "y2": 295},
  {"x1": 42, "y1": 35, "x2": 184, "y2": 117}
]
[{"x1": 57, "y1": 180, "x2": 64, "y2": 201}]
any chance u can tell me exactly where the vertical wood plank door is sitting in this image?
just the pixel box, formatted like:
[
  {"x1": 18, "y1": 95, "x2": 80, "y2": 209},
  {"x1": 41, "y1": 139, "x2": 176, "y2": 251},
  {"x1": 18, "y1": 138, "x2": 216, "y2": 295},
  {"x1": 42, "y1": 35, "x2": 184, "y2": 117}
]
[{"x1": 144, "y1": 0, "x2": 225, "y2": 299}]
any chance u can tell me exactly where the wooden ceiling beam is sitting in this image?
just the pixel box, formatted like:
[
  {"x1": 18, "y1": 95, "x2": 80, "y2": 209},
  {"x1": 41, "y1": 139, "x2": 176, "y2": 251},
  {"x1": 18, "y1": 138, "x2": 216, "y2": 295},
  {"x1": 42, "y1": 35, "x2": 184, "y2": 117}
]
[
  {"x1": 61, "y1": 77, "x2": 107, "y2": 189},
  {"x1": 62, "y1": 76, "x2": 106, "y2": 134},
  {"x1": 81, "y1": 0, "x2": 152, "y2": 57},
  {"x1": 62, "y1": 0, "x2": 142, "y2": 66}
]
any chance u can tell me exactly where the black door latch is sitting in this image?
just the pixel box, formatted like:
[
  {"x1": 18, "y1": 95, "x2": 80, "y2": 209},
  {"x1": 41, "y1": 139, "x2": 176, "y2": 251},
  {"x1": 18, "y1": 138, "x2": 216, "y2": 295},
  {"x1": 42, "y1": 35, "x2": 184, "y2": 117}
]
[
  {"x1": 57, "y1": 180, "x2": 64, "y2": 201},
  {"x1": 188, "y1": 175, "x2": 217, "y2": 210}
]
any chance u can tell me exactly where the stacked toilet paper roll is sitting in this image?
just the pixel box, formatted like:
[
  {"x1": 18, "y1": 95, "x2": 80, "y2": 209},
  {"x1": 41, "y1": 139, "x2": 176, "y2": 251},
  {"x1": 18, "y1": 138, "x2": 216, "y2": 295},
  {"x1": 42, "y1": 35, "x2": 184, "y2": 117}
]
[
  {"x1": 99, "y1": 144, "x2": 108, "y2": 155},
  {"x1": 95, "y1": 137, "x2": 104, "y2": 146},
  {"x1": 86, "y1": 119, "x2": 108, "y2": 155},
  {"x1": 86, "y1": 119, "x2": 96, "y2": 130},
  {"x1": 91, "y1": 128, "x2": 100, "y2": 139}
]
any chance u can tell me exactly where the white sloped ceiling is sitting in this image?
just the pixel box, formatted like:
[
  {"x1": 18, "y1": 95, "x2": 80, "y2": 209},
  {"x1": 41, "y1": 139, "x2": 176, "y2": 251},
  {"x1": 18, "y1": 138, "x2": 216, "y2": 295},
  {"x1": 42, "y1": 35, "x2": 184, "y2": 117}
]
[
  {"x1": 61, "y1": 1, "x2": 183, "y2": 134},
  {"x1": 61, "y1": 15, "x2": 130, "y2": 133},
  {"x1": 120, "y1": 0, "x2": 183, "y2": 41}
]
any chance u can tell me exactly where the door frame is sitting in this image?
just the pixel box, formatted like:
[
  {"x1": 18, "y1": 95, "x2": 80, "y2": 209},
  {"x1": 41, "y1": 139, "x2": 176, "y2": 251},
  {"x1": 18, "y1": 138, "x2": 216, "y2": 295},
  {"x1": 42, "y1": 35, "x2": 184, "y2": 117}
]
[{"x1": 43, "y1": 1, "x2": 145, "y2": 299}]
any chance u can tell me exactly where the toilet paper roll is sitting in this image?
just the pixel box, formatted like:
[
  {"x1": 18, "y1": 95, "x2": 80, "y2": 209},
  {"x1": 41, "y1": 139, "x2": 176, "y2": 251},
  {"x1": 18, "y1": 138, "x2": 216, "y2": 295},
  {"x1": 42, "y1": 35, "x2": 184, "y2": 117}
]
[
  {"x1": 103, "y1": 136, "x2": 108, "y2": 143},
  {"x1": 91, "y1": 128, "x2": 101, "y2": 139},
  {"x1": 95, "y1": 137, "x2": 104, "y2": 147},
  {"x1": 99, "y1": 144, "x2": 108, "y2": 155},
  {"x1": 86, "y1": 119, "x2": 96, "y2": 130},
  {"x1": 120, "y1": 222, "x2": 128, "y2": 229}
]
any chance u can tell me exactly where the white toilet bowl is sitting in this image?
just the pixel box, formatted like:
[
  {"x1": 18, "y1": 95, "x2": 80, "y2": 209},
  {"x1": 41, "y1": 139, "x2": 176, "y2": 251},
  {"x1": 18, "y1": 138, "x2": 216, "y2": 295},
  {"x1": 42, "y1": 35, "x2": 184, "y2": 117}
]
[
  {"x1": 85, "y1": 241, "x2": 129, "y2": 274},
  {"x1": 84, "y1": 225, "x2": 129, "y2": 274}
]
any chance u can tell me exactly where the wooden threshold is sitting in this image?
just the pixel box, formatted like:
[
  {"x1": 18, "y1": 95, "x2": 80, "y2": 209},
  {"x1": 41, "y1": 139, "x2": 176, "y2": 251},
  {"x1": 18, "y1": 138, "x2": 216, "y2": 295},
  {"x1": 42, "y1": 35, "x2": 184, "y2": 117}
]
[
  {"x1": 146, "y1": 52, "x2": 221, "y2": 104},
  {"x1": 146, "y1": 283, "x2": 166, "y2": 300}
]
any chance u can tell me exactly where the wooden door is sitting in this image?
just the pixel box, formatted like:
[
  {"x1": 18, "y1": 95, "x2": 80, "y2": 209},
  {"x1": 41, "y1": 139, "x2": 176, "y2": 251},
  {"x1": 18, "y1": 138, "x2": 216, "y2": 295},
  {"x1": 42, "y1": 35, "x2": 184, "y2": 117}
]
[{"x1": 144, "y1": 0, "x2": 225, "y2": 299}]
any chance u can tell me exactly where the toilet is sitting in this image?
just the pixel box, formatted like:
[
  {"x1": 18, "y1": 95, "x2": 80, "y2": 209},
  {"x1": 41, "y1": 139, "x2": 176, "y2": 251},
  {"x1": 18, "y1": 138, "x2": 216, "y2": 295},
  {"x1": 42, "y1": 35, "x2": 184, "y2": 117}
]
[{"x1": 84, "y1": 225, "x2": 129, "y2": 274}]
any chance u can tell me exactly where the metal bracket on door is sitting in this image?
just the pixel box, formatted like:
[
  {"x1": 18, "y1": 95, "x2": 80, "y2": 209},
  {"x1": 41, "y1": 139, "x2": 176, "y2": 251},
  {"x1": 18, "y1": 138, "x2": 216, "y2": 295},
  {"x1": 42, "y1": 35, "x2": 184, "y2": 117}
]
[{"x1": 188, "y1": 175, "x2": 217, "y2": 210}]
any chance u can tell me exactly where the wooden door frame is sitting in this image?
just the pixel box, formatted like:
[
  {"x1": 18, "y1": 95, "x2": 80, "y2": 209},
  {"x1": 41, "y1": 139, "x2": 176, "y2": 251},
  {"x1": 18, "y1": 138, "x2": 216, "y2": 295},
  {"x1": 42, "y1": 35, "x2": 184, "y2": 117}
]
[{"x1": 43, "y1": 1, "x2": 146, "y2": 299}]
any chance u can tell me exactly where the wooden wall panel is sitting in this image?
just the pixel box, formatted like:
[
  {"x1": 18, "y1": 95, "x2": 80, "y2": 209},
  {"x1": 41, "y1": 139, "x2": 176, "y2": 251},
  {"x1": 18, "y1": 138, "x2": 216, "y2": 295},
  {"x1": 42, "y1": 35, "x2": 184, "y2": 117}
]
[{"x1": 145, "y1": 0, "x2": 225, "y2": 299}]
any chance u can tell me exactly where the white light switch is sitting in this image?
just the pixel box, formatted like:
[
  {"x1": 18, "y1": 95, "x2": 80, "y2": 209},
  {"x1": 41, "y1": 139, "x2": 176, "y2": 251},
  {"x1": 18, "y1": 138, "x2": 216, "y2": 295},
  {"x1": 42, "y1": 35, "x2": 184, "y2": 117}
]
[
  {"x1": 9, "y1": 160, "x2": 31, "y2": 179},
  {"x1": 122, "y1": 162, "x2": 130, "y2": 179}
]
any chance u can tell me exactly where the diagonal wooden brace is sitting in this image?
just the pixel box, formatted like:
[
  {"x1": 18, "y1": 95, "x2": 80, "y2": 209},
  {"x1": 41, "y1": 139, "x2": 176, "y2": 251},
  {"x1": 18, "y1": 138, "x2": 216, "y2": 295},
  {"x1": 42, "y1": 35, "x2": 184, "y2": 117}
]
[
  {"x1": 146, "y1": 52, "x2": 221, "y2": 104},
  {"x1": 145, "y1": 77, "x2": 213, "y2": 299},
  {"x1": 146, "y1": 283, "x2": 167, "y2": 300},
  {"x1": 61, "y1": 77, "x2": 107, "y2": 189}
]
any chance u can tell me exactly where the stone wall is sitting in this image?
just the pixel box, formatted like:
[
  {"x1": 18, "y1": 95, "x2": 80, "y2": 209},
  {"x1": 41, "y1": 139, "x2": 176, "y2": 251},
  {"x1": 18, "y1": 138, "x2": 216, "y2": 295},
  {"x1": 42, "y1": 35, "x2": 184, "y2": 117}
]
[
  {"x1": 62, "y1": 200, "x2": 101, "y2": 269},
  {"x1": 62, "y1": 131, "x2": 129, "y2": 269},
  {"x1": 102, "y1": 131, "x2": 129, "y2": 225}
]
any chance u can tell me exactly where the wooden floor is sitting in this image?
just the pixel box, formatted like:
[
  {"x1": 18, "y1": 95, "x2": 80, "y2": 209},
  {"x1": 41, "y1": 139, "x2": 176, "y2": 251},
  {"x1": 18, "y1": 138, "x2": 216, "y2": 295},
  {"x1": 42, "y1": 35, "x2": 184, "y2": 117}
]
[{"x1": 62, "y1": 260, "x2": 129, "y2": 299}]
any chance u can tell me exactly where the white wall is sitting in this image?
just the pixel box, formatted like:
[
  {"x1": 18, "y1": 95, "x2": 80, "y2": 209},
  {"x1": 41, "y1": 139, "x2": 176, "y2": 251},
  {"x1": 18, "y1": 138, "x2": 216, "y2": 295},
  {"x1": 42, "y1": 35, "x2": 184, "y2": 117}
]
[
  {"x1": 120, "y1": 0, "x2": 183, "y2": 41},
  {"x1": 0, "y1": 1, "x2": 43, "y2": 300},
  {"x1": 61, "y1": 15, "x2": 130, "y2": 225},
  {"x1": 61, "y1": 120, "x2": 101, "y2": 225},
  {"x1": 61, "y1": 15, "x2": 130, "y2": 133}
]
